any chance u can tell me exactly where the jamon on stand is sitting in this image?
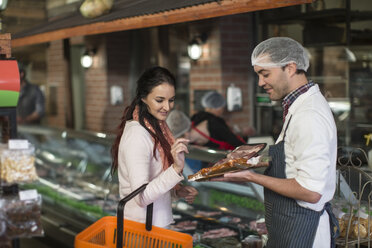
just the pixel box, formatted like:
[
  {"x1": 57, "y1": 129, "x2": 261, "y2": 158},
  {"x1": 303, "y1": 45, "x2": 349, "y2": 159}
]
[{"x1": 188, "y1": 144, "x2": 269, "y2": 182}]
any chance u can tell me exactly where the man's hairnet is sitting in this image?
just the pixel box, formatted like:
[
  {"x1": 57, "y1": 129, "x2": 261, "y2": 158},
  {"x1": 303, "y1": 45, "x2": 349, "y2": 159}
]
[
  {"x1": 166, "y1": 110, "x2": 191, "y2": 138},
  {"x1": 201, "y1": 91, "x2": 226, "y2": 109},
  {"x1": 251, "y1": 37, "x2": 309, "y2": 71}
]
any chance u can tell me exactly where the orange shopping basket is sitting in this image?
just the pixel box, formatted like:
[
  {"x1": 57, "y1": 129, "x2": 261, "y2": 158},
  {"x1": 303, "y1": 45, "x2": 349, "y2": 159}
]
[{"x1": 74, "y1": 183, "x2": 193, "y2": 248}]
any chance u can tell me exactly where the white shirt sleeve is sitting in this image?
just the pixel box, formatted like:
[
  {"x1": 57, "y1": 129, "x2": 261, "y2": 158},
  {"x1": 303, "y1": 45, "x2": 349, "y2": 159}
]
[
  {"x1": 119, "y1": 122, "x2": 183, "y2": 207},
  {"x1": 285, "y1": 110, "x2": 334, "y2": 195}
]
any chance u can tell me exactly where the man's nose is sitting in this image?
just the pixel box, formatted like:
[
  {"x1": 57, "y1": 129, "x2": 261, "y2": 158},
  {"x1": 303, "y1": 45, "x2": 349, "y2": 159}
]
[{"x1": 258, "y1": 77, "x2": 265, "y2": 87}]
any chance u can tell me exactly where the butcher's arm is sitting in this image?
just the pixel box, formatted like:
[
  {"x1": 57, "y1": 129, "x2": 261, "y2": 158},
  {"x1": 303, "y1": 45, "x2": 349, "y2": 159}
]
[
  {"x1": 251, "y1": 172, "x2": 321, "y2": 203},
  {"x1": 213, "y1": 170, "x2": 321, "y2": 203}
]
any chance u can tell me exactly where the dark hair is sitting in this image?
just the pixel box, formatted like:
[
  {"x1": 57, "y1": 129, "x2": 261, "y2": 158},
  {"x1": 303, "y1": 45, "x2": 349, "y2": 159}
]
[{"x1": 111, "y1": 66, "x2": 176, "y2": 176}]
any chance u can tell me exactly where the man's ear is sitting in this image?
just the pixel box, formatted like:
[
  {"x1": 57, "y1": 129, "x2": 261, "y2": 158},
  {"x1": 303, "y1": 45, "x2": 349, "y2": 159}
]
[{"x1": 285, "y1": 63, "x2": 297, "y2": 77}]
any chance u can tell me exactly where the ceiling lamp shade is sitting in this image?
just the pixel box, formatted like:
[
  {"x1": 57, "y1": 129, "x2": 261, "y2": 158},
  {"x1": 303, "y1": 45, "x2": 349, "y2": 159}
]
[
  {"x1": 0, "y1": 0, "x2": 8, "y2": 11},
  {"x1": 80, "y1": 49, "x2": 96, "y2": 68},
  {"x1": 188, "y1": 39, "x2": 202, "y2": 60}
]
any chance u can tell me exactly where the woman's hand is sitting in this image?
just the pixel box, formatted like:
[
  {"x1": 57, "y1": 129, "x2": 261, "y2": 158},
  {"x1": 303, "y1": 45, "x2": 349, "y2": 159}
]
[
  {"x1": 176, "y1": 185, "x2": 198, "y2": 204},
  {"x1": 171, "y1": 138, "x2": 189, "y2": 174}
]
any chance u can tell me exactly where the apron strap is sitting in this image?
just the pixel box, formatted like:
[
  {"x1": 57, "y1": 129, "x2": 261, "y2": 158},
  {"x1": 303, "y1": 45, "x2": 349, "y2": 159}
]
[
  {"x1": 324, "y1": 202, "x2": 340, "y2": 248},
  {"x1": 282, "y1": 115, "x2": 292, "y2": 140},
  {"x1": 191, "y1": 122, "x2": 235, "y2": 150}
]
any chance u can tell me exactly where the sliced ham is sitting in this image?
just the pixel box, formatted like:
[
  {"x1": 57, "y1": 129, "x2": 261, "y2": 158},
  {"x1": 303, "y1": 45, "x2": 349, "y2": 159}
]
[{"x1": 188, "y1": 144, "x2": 268, "y2": 181}]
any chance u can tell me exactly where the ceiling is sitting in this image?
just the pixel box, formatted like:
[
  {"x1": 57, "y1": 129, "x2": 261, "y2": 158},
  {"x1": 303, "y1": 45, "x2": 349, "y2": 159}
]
[
  {"x1": 1, "y1": 0, "x2": 47, "y2": 35},
  {"x1": 4, "y1": 0, "x2": 312, "y2": 48},
  {"x1": 0, "y1": 0, "x2": 312, "y2": 72},
  {"x1": 0, "y1": 0, "x2": 47, "y2": 68}
]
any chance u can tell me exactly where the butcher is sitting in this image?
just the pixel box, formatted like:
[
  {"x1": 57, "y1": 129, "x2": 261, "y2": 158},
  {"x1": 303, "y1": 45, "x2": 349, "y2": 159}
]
[{"x1": 213, "y1": 37, "x2": 339, "y2": 248}]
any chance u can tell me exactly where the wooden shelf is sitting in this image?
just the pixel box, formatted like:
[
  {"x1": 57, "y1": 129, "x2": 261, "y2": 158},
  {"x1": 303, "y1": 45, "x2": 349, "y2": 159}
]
[{"x1": 261, "y1": 8, "x2": 372, "y2": 25}]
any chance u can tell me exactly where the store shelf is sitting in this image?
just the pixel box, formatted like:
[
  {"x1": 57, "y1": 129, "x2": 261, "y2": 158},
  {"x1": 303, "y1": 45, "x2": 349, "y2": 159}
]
[
  {"x1": 261, "y1": 8, "x2": 372, "y2": 25},
  {"x1": 309, "y1": 76, "x2": 348, "y2": 84}
]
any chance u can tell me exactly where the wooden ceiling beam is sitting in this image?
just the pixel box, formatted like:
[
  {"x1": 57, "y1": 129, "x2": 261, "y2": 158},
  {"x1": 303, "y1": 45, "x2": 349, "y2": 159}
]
[
  {"x1": 12, "y1": 0, "x2": 313, "y2": 48},
  {"x1": 4, "y1": 7, "x2": 46, "y2": 19}
]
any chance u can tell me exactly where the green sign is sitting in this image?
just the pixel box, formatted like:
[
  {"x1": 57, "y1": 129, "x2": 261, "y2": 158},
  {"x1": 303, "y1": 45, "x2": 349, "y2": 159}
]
[
  {"x1": 256, "y1": 94, "x2": 271, "y2": 103},
  {"x1": 0, "y1": 90, "x2": 19, "y2": 107}
]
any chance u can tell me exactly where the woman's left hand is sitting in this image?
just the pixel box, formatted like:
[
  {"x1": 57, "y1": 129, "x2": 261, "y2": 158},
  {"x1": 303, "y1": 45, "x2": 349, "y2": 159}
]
[{"x1": 176, "y1": 185, "x2": 198, "y2": 204}]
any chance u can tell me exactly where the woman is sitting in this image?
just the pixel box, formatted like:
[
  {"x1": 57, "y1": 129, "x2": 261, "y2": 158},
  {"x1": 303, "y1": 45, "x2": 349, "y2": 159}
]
[
  {"x1": 111, "y1": 66, "x2": 198, "y2": 228},
  {"x1": 190, "y1": 91, "x2": 246, "y2": 150}
]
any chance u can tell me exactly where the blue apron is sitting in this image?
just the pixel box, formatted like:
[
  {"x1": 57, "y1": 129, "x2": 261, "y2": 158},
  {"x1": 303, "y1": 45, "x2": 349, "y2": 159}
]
[{"x1": 264, "y1": 117, "x2": 339, "y2": 248}]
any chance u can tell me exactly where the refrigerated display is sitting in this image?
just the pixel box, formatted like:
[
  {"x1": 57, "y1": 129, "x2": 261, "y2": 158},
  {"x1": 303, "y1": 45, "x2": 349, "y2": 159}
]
[
  {"x1": 17, "y1": 125, "x2": 267, "y2": 247},
  {"x1": 18, "y1": 125, "x2": 372, "y2": 247}
]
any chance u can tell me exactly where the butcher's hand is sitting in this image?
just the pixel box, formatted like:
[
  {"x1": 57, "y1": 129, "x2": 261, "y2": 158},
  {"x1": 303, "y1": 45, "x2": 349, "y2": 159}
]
[
  {"x1": 211, "y1": 169, "x2": 256, "y2": 182},
  {"x1": 176, "y1": 185, "x2": 198, "y2": 204},
  {"x1": 171, "y1": 138, "x2": 190, "y2": 174}
]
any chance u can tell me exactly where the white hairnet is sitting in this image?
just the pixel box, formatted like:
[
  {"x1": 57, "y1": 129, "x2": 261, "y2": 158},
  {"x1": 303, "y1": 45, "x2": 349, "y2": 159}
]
[
  {"x1": 251, "y1": 37, "x2": 309, "y2": 71},
  {"x1": 166, "y1": 110, "x2": 191, "y2": 138},
  {"x1": 201, "y1": 91, "x2": 226, "y2": 109}
]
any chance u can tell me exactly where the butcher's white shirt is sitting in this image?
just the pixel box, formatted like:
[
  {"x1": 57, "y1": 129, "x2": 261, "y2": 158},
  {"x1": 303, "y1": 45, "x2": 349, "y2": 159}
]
[
  {"x1": 118, "y1": 121, "x2": 184, "y2": 228},
  {"x1": 276, "y1": 84, "x2": 337, "y2": 248}
]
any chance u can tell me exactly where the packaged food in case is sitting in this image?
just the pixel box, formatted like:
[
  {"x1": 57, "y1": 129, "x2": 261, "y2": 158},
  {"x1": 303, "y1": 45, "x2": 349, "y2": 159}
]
[
  {"x1": 241, "y1": 235, "x2": 262, "y2": 248},
  {"x1": 351, "y1": 209, "x2": 371, "y2": 239},
  {"x1": 0, "y1": 143, "x2": 38, "y2": 184},
  {"x1": 0, "y1": 208, "x2": 11, "y2": 247},
  {"x1": 0, "y1": 191, "x2": 44, "y2": 238},
  {"x1": 332, "y1": 199, "x2": 372, "y2": 239}
]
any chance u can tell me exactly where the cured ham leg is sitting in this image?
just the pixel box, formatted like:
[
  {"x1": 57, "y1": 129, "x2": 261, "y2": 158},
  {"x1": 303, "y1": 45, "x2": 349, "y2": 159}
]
[{"x1": 188, "y1": 144, "x2": 269, "y2": 181}]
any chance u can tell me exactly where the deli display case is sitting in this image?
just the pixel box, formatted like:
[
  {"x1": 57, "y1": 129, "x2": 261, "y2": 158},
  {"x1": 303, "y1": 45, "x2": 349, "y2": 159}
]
[
  {"x1": 16, "y1": 125, "x2": 372, "y2": 247},
  {"x1": 16, "y1": 125, "x2": 266, "y2": 248},
  {"x1": 17, "y1": 125, "x2": 116, "y2": 246}
]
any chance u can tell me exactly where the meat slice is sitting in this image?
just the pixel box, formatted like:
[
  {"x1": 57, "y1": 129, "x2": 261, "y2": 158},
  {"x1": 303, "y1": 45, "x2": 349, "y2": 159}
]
[
  {"x1": 227, "y1": 144, "x2": 265, "y2": 160},
  {"x1": 201, "y1": 228, "x2": 238, "y2": 239},
  {"x1": 188, "y1": 143, "x2": 268, "y2": 181}
]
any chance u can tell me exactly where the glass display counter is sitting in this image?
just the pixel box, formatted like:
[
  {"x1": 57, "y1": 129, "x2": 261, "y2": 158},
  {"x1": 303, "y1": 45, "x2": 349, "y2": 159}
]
[
  {"x1": 18, "y1": 125, "x2": 371, "y2": 247},
  {"x1": 17, "y1": 125, "x2": 266, "y2": 247},
  {"x1": 17, "y1": 126, "x2": 116, "y2": 246}
]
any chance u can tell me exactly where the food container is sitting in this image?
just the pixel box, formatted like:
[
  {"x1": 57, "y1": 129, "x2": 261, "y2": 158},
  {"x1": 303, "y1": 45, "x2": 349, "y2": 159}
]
[
  {"x1": 0, "y1": 144, "x2": 38, "y2": 184},
  {"x1": 241, "y1": 235, "x2": 262, "y2": 248}
]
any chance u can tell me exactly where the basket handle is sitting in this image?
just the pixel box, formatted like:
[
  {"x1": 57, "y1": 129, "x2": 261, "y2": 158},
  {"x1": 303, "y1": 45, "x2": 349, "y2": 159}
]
[{"x1": 116, "y1": 183, "x2": 153, "y2": 248}]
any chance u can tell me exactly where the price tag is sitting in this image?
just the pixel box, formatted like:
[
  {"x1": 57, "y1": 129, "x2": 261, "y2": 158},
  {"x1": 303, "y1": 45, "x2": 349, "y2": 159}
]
[
  {"x1": 19, "y1": 189, "x2": 38, "y2": 201},
  {"x1": 8, "y1": 139, "x2": 29, "y2": 150}
]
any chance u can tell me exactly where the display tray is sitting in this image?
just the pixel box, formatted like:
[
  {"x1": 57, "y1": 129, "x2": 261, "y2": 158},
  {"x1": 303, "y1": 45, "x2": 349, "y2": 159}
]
[
  {"x1": 171, "y1": 203, "x2": 258, "y2": 247},
  {"x1": 172, "y1": 214, "x2": 254, "y2": 248}
]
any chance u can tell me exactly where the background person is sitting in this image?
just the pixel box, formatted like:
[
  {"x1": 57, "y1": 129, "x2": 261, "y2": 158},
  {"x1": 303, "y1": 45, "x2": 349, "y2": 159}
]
[
  {"x1": 17, "y1": 68, "x2": 45, "y2": 125},
  {"x1": 166, "y1": 109, "x2": 204, "y2": 173},
  {"x1": 111, "y1": 66, "x2": 198, "y2": 228},
  {"x1": 190, "y1": 91, "x2": 246, "y2": 150},
  {"x1": 213, "y1": 37, "x2": 339, "y2": 248},
  {"x1": 166, "y1": 109, "x2": 191, "y2": 139}
]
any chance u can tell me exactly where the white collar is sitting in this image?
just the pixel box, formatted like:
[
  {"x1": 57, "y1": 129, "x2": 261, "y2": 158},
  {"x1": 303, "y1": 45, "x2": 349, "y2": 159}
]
[{"x1": 276, "y1": 84, "x2": 320, "y2": 143}]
